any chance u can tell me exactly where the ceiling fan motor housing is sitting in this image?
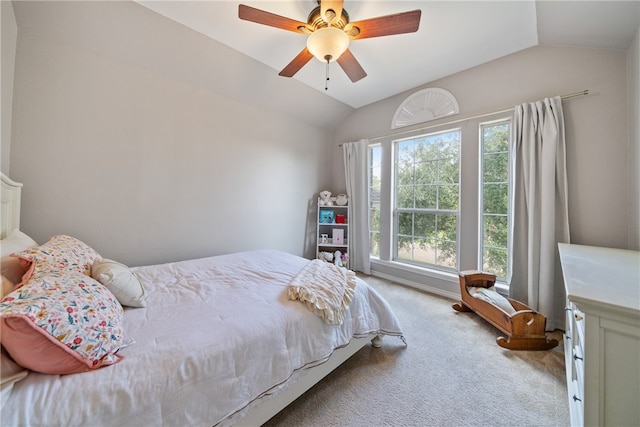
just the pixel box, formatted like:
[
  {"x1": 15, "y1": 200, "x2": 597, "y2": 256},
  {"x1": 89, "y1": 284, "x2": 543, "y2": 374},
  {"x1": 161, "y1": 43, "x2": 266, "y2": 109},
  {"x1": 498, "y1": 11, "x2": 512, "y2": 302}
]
[{"x1": 307, "y1": 5, "x2": 350, "y2": 30}]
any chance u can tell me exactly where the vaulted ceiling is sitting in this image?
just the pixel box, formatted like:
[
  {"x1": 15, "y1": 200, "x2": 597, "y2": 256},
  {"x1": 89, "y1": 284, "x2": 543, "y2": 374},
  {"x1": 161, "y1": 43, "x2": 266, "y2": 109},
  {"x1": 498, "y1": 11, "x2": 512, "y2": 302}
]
[
  {"x1": 11, "y1": 1, "x2": 639, "y2": 130},
  {"x1": 137, "y1": 1, "x2": 640, "y2": 109}
]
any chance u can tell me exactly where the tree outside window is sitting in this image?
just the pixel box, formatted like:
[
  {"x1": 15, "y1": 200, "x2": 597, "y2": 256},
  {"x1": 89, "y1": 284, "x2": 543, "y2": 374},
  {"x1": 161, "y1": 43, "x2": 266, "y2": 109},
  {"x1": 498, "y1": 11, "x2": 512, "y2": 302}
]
[
  {"x1": 368, "y1": 117, "x2": 511, "y2": 284},
  {"x1": 369, "y1": 145, "x2": 382, "y2": 257},
  {"x1": 480, "y1": 121, "x2": 510, "y2": 281},
  {"x1": 394, "y1": 129, "x2": 460, "y2": 270}
]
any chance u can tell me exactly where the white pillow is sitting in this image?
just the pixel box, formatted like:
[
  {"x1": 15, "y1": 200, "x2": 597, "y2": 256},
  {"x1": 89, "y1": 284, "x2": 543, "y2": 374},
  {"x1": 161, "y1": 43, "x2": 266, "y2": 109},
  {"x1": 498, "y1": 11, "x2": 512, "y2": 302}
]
[
  {"x1": 1, "y1": 275, "x2": 14, "y2": 299},
  {"x1": 1, "y1": 347, "x2": 29, "y2": 410},
  {"x1": 468, "y1": 286, "x2": 516, "y2": 315},
  {"x1": 1, "y1": 229, "x2": 38, "y2": 284},
  {"x1": 91, "y1": 258, "x2": 146, "y2": 307}
]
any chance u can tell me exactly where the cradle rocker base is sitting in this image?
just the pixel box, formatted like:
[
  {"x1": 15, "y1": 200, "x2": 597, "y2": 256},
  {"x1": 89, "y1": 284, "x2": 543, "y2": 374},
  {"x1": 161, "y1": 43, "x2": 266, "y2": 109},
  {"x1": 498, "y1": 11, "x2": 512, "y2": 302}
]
[{"x1": 452, "y1": 271, "x2": 558, "y2": 351}]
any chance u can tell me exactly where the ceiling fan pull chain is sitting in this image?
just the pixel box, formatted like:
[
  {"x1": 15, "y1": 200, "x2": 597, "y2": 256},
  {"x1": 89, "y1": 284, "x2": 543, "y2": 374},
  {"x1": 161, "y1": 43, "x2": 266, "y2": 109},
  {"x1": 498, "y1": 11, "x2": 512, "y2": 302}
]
[
  {"x1": 239, "y1": 4, "x2": 421, "y2": 83},
  {"x1": 325, "y1": 58, "x2": 330, "y2": 91}
]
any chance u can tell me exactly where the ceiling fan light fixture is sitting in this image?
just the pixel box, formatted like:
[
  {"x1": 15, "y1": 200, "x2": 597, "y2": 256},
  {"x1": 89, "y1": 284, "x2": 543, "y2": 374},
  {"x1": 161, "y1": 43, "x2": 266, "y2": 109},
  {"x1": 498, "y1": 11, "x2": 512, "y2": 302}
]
[{"x1": 306, "y1": 27, "x2": 349, "y2": 63}]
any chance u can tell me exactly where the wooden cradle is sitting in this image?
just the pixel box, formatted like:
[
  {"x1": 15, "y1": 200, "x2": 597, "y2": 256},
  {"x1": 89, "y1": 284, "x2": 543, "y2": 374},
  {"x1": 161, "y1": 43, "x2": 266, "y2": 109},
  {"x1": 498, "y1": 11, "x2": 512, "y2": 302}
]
[{"x1": 452, "y1": 270, "x2": 558, "y2": 351}]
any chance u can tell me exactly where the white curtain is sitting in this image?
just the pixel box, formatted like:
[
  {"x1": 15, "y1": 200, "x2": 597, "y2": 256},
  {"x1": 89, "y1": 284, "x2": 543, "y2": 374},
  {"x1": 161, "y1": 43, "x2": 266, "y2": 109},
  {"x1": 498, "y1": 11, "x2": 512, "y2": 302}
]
[
  {"x1": 509, "y1": 96, "x2": 570, "y2": 331},
  {"x1": 343, "y1": 139, "x2": 371, "y2": 274}
]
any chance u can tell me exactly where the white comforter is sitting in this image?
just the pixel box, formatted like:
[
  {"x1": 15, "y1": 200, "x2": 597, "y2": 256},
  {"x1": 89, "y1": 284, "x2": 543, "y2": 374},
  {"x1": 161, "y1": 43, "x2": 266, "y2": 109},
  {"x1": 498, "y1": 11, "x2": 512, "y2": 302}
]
[{"x1": 1, "y1": 250, "x2": 404, "y2": 426}]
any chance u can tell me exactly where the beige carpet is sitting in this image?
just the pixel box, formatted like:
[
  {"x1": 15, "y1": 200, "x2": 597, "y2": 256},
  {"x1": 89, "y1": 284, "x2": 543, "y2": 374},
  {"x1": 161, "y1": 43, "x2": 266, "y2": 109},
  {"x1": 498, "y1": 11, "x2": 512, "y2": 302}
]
[{"x1": 263, "y1": 275, "x2": 569, "y2": 427}]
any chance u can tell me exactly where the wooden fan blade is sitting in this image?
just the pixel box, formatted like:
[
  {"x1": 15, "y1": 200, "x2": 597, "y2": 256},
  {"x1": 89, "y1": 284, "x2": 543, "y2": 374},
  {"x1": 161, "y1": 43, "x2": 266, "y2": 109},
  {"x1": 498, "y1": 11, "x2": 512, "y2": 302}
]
[
  {"x1": 346, "y1": 9, "x2": 421, "y2": 40},
  {"x1": 279, "y1": 48, "x2": 314, "y2": 78},
  {"x1": 321, "y1": 0, "x2": 343, "y2": 24},
  {"x1": 238, "y1": 4, "x2": 308, "y2": 33},
  {"x1": 337, "y1": 49, "x2": 367, "y2": 82}
]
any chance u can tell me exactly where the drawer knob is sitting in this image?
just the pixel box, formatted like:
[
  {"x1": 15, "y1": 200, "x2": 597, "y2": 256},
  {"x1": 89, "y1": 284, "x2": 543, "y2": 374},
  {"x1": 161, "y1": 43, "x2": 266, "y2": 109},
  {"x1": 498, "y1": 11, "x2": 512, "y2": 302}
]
[
  {"x1": 572, "y1": 395, "x2": 582, "y2": 402},
  {"x1": 574, "y1": 313, "x2": 584, "y2": 321},
  {"x1": 574, "y1": 354, "x2": 583, "y2": 361}
]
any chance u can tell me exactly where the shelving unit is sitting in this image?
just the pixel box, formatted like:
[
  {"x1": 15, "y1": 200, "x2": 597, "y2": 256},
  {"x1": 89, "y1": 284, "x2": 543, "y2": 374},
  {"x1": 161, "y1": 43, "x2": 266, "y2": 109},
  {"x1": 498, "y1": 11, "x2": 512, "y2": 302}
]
[{"x1": 316, "y1": 197, "x2": 349, "y2": 268}]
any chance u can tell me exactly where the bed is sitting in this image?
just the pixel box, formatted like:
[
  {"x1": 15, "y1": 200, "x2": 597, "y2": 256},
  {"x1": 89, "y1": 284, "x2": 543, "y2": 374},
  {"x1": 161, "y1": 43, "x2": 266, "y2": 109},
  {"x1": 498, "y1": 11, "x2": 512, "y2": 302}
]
[{"x1": 0, "y1": 173, "x2": 405, "y2": 426}]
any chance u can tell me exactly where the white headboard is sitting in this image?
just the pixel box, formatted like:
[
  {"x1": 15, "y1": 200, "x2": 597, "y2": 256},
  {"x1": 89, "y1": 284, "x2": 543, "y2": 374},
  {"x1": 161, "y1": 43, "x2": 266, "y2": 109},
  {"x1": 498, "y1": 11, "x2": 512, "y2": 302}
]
[{"x1": 1, "y1": 173, "x2": 23, "y2": 239}]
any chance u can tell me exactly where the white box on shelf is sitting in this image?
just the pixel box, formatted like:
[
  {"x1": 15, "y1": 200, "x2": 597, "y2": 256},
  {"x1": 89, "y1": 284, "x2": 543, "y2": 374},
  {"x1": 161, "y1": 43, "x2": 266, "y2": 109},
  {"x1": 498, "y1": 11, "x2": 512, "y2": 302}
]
[{"x1": 332, "y1": 228, "x2": 344, "y2": 245}]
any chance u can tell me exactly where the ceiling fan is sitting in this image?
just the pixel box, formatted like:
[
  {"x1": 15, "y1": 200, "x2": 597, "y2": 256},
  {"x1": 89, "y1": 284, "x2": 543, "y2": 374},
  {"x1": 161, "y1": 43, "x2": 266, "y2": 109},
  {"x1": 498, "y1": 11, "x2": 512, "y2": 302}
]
[{"x1": 238, "y1": 1, "x2": 421, "y2": 84}]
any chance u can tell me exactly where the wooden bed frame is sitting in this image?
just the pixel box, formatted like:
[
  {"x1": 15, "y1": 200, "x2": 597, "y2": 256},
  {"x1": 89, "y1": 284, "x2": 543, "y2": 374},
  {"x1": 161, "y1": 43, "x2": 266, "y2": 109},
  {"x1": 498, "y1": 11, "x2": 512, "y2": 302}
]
[
  {"x1": 452, "y1": 270, "x2": 558, "y2": 351},
  {"x1": 0, "y1": 172, "x2": 381, "y2": 425}
]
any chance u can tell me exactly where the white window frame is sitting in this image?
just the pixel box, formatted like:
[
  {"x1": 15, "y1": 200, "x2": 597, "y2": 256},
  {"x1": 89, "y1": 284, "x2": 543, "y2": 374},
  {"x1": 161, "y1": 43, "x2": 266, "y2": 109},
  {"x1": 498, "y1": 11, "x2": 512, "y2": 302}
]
[
  {"x1": 392, "y1": 129, "x2": 461, "y2": 272},
  {"x1": 478, "y1": 118, "x2": 512, "y2": 283},
  {"x1": 368, "y1": 113, "x2": 513, "y2": 288}
]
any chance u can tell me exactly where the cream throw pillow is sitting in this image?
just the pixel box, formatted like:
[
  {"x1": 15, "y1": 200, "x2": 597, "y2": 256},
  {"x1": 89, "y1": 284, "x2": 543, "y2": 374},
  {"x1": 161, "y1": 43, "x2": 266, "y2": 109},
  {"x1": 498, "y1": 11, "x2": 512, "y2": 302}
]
[
  {"x1": 1, "y1": 275, "x2": 14, "y2": 299},
  {"x1": 1, "y1": 347, "x2": 28, "y2": 410},
  {"x1": 1, "y1": 229, "x2": 38, "y2": 284},
  {"x1": 91, "y1": 258, "x2": 146, "y2": 307}
]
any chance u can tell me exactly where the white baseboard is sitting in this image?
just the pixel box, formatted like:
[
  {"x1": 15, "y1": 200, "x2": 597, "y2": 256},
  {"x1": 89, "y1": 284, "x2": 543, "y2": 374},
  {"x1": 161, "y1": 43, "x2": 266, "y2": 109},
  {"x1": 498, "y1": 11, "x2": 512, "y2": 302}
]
[{"x1": 369, "y1": 270, "x2": 460, "y2": 301}]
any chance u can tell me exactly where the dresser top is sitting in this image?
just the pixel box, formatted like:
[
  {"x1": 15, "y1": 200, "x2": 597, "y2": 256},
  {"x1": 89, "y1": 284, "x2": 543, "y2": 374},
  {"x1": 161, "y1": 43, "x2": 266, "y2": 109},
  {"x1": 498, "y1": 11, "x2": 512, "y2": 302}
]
[{"x1": 559, "y1": 243, "x2": 640, "y2": 314}]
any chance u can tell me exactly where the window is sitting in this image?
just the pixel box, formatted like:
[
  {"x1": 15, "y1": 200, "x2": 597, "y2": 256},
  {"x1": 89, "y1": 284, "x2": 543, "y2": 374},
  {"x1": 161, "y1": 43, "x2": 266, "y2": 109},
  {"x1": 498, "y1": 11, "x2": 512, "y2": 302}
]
[
  {"x1": 394, "y1": 129, "x2": 460, "y2": 270},
  {"x1": 369, "y1": 145, "x2": 382, "y2": 257},
  {"x1": 480, "y1": 120, "x2": 510, "y2": 281},
  {"x1": 368, "y1": 116, "x2": 512, "y2": 285}
]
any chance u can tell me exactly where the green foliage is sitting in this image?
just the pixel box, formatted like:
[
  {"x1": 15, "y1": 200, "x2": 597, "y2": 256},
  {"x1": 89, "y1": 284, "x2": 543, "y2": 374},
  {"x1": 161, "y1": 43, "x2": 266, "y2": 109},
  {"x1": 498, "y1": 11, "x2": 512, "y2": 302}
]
[
  {"x1": 394, "y1": 130, "x2": 460, "y2": 269},
  {"x1": 481, "y1": 123, "x2": 510, "y2": 281},
  {"x1": 371, "y1": 121, "x2": 510, "y2": 278},
  {"x1": 370, "y1": 207, "x2": 380, "y2": 256}
]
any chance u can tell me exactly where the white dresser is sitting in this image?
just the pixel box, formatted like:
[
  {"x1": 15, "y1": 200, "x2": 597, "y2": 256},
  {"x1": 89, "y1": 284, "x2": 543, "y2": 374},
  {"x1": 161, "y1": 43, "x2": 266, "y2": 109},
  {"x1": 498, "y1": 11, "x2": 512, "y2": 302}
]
[{"x1": 559, "y1": 243, "x2": 640, "y2": 427}]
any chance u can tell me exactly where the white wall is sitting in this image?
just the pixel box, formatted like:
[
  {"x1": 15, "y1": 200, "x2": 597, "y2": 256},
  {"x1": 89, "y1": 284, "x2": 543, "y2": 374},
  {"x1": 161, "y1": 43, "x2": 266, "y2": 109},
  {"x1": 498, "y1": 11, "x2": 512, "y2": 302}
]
[
  {"x1": 334, "y1": 45, "x2": 631, "y2": 249},
  {"x1": 628, "y1": 28, "x2": 640, "y2": 250},
  {"x1": 8, "y1": 2, "x2": 336, "y2": 266},
  {"x1": 332, "y1": 45, "x2": 633, "y2": 294},
  {"x1": 1, "y1": 1, "x2": 17, "y2": 174}
]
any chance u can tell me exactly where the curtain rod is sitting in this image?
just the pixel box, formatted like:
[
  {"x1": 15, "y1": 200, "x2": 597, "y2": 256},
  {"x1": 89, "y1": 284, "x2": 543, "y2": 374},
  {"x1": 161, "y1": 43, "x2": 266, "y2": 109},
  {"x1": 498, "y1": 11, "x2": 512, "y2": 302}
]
[{"x1": 340, "y1": 89, "x2": 589, "y2": 145}]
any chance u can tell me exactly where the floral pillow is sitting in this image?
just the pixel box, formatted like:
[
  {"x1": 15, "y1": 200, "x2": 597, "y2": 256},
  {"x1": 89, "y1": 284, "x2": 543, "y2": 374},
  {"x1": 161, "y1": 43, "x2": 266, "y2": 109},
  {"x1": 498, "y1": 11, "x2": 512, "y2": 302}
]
[
  {"x1": 13, "y1": 235, "x2": 101, "y2": 287},
  {"x1": 0, "y1": 268, "x2": 124, "y2": 374}
]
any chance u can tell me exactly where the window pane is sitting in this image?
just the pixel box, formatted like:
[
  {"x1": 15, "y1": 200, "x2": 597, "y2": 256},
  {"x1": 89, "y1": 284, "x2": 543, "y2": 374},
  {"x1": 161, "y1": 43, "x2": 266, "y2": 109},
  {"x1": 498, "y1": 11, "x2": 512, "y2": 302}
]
[
  {"x1": 438, "y1": 157, "x2": 459, "y2": 184},
  {"x1": 438, "y1": 184, "x2": 459, "y2": 210},
  {"x1": 439, "y1": 135, "x2": 460, "y2": 157},
  {"x1": 413, "y1": 213, "x2": 431, "y2": 238},
  {"x1": 393, "y1": 129, "x2": 460, "y2": 271},
  {"x1": 396, "y1": 235, "x2": 413, "y2": 261},
  {"x1": 369, "y1": 145, "x2": 382, "y2": 257},
  {"x1": 370, "y1": 208, "x2": 380, "y2": 257},
  {"x1": 483, "y1": 183, "x2": 508, "y2": 214},
  {"x1": 483, "y1": 152, "x2": 508, "y2": 183},
  {"x1": 397, "y1": 186, "x2": 415, "y2": 208},
  {"x1": 415, "y1": 185, "x2": 437, "y2": 209},
  {"x1": 397, "y1": 163, "x2": 414, "y2": 186},
  {"x1": 397, "y1": 212, "x2": 413, "y2": 236},
  {"x1": 438, "y1": 214, "x2": 457, "y2": 241},
  {"x1": 480, "y1": 121, "x2": 511, "y2": 282},
  {"x1": 413, "y1": 238, "x2": 435, "y2": 264},
  {"x1": 484, "y1": 214, "x2": 508, "y2": 248},
  {"x1": 396, "y1": 140, "x2": 415, "y2": 164},
  {"x1": 483, "y1": 123, "x2": 509, "y2": 152},
  {"x1": 483, "y1": 247, "x2": 508, "y2": 279},
  {"x1": 438, "y1": 240, "x2": 457, "y2": 269},
  {"x1": 415, "y1": 160, "x2": 437, "y2": 183}
]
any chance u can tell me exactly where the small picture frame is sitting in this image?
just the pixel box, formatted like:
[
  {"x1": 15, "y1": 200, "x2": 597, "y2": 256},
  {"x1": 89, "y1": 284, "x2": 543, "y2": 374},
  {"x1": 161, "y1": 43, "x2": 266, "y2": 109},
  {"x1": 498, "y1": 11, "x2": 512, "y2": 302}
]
[
  {"x1": 319, "y1": 209, "x2": 335, "y2": 223},
  {"x1": 332, "y1": 228, "x2": 344, "y2": 244}
]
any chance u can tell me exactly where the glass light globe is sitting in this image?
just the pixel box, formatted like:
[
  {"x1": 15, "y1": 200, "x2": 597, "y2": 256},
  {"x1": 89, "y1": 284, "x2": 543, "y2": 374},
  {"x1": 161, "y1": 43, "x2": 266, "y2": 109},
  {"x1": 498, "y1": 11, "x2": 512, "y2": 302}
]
[{"x1": 306, "y1": 27, "x2": 349, "y2": 63}]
